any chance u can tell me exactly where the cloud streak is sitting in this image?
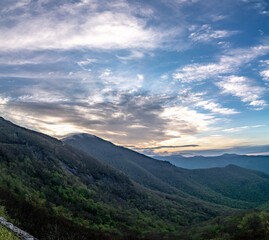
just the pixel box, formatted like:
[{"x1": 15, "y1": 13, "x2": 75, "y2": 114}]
[
  {"x1": 132, "y1": 145, "x2": 199, "y2": 150},
  {"x1": 189, "y1": 24, "x2": 237, "y2": 43},
  {"x1": 173, "y1": 45, "x2": 269, "y2": 83},
  {"x1": 217, "y1": 75, "x2": 267, "y2": 109}
]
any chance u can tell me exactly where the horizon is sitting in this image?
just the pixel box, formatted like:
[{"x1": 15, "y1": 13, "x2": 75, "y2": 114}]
[
  {"x1": 0, "y1": 0, "x2": 269, "y2": 156},
  {"x1": 2, "y1": 115, "x2": 269, "y2": 157}
]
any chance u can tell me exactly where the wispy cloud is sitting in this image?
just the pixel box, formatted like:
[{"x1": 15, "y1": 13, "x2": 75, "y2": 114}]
[
  {"x1": 116, "y1": 50, "x2": 145, "y2": 60},
  {"x1": 0, "y1": 52, "x2": 65, "y2": 66},
  {"x1": 189, "y1": 24, "x2": 237, "y2": 43},
  {"x1": 178, "y1": 91, "x2": 238, "y2": 115},
  {"x1": 217, "y1": 75, "x2": 267, "y2": 109},
  {"x1": 222, "y1": 125, "x2": 265, "y2": 133},
  {"x1": 260, "y1": 60, "x2": 269, "y2": 81},
  {"x1": 260, "y1": 69, "x2": 269, "y2": 81},
  {"x1": 133, "y1": 144, "x2": 199, "y2": 150},
  {"x1": 195, "y1": 100, "x2": 239, "y2": 115},
  {"x1": 241, "y1": 0, "x2": 269, "y2": 15},
  {"x1": 173, "y1": 45, "x2": 269, "y2": 83},
  {"x1": 1, "y1": 0, "x2": 269, "y2": 154},
  {"x1": 154, "y1": 144, "x2": 269, "y2": 157}
]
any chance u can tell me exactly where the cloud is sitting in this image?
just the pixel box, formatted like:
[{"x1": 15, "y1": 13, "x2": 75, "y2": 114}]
[
  {"x1": 173, "y1": 63, "x2": 228, "y2": 82},
  {"x1": 160, "y1": 106, "x2": 215, "y2": 137},
  {"x1": 116, "y1": 50, "x2": 144, "y2": 60},
  {"x1": 173, "y1": 45, "x2": 269, "y2": 83},
  {"x1": 222, "y1": 124, "x2": 265, "y2": 133},
  {"x1": 133, "y1": 144, "x2": 199, "y2": 150},
  {"x1": 195, "y1": 100, "x2": 239, "y2": 115},
  {"x1": 1, "y1": 0, "x2": 268, "y2": 155},
  {"x1": 260, "y1": 69, "x2": 269, "y2": 81},
  {"x1": 260, "y1": 60, "x2": 269, "y2": 81},
  {"x1": 177, "y1": 91, "x2": 238, "y2": 115},
  {"x1": 0, "y1": 88, "x2": 218, "y2": 149},
  {"x1": 217, "y1": 75, "x2": 267, "y2": 109},
  {"x1": 0, "y1": 52, "x2": 65, "y2": 66},
  {"x1": 0, "y1": 96, "x2": 9, "y2": 105},
  {"x1": 77, "y1": 58, "x2": 97, "y2": 66},
  {"x1": 137, "y1": 74, "x2": 144, "y2": 81},
  {"x1": 155, "y1": 144, "x2": 269, "y2": 157},
  {"x1": 241, "y1": 0, "x2": 269, "y2": 15},
  {"x1": 189, "y1": 24, "x2": 237, "y2": 43},
  {"x1": 210, "y1": 14, "x2": 227, "y2": 22},
  {"x1": 0, "y1": 0, "x2": 168, "y2": 51}
]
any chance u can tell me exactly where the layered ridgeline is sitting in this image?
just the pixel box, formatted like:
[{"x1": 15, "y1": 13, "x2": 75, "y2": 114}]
[
  {"x1": 0, "y1": 117, "x2": 229, "y2": 240},
  {"x1": 63, "y1": 134, "x2": 269, "y2": 209},
  {"x1": 1, "y1": 117, "x2": 269, "y2": 240},
  {"x1": 154, "y1": 154, "x2": 269, "y2": 174}
]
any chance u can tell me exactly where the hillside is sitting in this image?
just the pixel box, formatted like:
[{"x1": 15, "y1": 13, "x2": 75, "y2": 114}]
[
  {"x1": 0, "y1": 117, "x2": 229, "y2": 239},
  {"x1": 63, "y1": 134, "x2": 269, "y2": 209},
  {"x1": 176, "y1": 210, "x2": 269, "y2": 240},
  {"x1": 154, "y1": 154, "x2": 269, "y2": 174},
  {"x1": 0, "y1": 225, "x2": 19, "y2": 240}
]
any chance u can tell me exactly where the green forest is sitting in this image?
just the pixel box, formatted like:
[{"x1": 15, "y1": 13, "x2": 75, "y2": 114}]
[{"x1": 0, "y1": 117, "x2": 269, "y2": 239}]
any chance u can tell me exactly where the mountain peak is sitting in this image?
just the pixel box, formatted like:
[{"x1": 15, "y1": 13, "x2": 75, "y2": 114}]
[{"x1": 63, "y1": 133, "x2": 97, "y2": 141}]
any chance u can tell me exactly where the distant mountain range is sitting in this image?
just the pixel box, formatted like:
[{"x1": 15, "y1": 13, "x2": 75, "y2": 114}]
[
  {"x1": 153, "y1": 154, "x2": 269, "y2": 174},
  {"x1": 63, "y1": 133, "x2": 269, "y2": 209},
  {"x1": 1, "y1": 117, "x2": 269, "y2": 239}
]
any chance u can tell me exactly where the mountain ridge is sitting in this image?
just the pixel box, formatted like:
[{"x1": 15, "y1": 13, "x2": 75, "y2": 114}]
[
  {"x1": 0, "y1": 116, "x2": 233, "y2": 239},
  {"x1": 153, "y1": 153, "x2": 269, "y2": 174},
  {"x1": 63, "y1": 133, "x2": 269, "y2": 209}
]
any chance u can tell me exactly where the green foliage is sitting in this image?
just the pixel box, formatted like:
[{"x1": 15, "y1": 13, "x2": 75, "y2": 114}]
[
  {"x1": 176, "y1": 210, "x2": 269, "y2": 240},
  {"x1": 64, "y1": 134, "x2": 269, "y2": 209},
  {"x1": 0, "y1": 117, "x2": 226, "y2": 239},
  {"x1": 1, "y1": 117, "x2": 269, "y2": 239},
  {"x1": 0, "y1": 225, "x2": 19, "y2": 240},
  {"x1": 0, "y1": 205, "x2": 19, "y2": 240}
]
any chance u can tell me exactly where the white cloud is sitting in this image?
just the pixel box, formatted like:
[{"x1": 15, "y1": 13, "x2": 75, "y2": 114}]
[
  {"x1": 77, "y1": 58, "x2": 97, "y2": 71},
  {"x1": 1, "y1": 0, "x2": 32, "y2": 12},
  {"x1": 96, "y1": 70, "x2": 144, "y2": 91},
  {"x1": 161, "y1": 106, "x2": 215, "y2": 137},
  {"x1": 0, "y1": 0, "x2": 167, "y2": 51},
  {"x1": 161, "y1": 74, "x2": 168, "y2": 80},
  {"x1": 259, "y1": 60, "x2": 269, "y2": 81},
  {"x1": 170, "y1": 0, "x2": 200, "y2": 4},
  {"x1": 116, "y1": 50, "x2": 144, "y2": 60},
  {"x1": 99, "y1": 69, "x2": 112, "y2": 78},
  {"x1": 0, "y1": 54, "x2": 65, "y2": 66},
  {"x1": 210, "y1": 14, "x2": 227, "y2": 22},
  {"x1": 173, "y1": 63, "x2": 228, "y2": 82},
  {"x1": 195, "y1": 100, "x2": 239, "y2": 115},
  {"x1": 217, "y1": 75, "x2": 267, "y2": 109},
  {"x1": 0, "y1": 96, "x2": 9, "y2": 105},
  {"x1": 260, "y1": 69, "x2": 269, "y2": 81},
  {"x1": 137, "y1": 74, "x2": 144, "y2": 81},
  {"x1": 178, "y1": 91, "x2": 238, "y2": 115},
  {"x1": 77, "y1": 58, "x2": 97, "y2": 67},
  {"x1": 173, "y1": 45, "x2": 269, "y2": 83},
  {"x1": 189, "y1": 24, "x2": 237, "y2": 43},
  {"x1": 222, "y1": 124, "x2": 265, "y2": 133}
]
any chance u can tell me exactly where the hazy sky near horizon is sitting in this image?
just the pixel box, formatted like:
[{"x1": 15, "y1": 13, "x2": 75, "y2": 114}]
[{"x1": 0, "y1": 0, "x2": 269, "y2": 155}]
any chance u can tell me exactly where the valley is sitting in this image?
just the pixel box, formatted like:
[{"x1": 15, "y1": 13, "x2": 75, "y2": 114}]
[{"x1": 0, "y1": 117, "x2": 269, "y2": 239}]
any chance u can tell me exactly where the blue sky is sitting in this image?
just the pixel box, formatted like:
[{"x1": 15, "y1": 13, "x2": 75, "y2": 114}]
[{"x1": 0, "y1": 0, "x2": 269, "y2": 155}]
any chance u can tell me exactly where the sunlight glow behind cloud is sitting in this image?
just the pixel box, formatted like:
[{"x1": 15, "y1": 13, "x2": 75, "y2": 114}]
[{"x1": 0, "y1": 0, "x2": 269, "y2": 155}]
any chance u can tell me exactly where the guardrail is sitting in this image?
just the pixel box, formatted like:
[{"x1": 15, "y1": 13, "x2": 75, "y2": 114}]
[{"x1": 0, "y1": 216, "x2": 37, "y2": 240}]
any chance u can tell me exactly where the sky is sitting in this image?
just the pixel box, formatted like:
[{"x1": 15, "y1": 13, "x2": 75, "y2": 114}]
[{"x1": 0, "y1": 0, "x2": 269, "y2": 156}]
